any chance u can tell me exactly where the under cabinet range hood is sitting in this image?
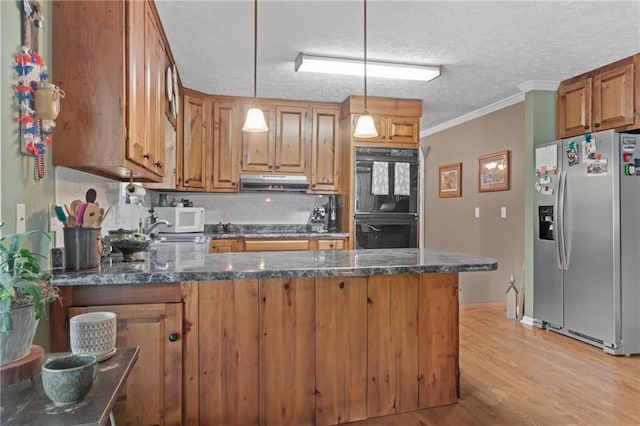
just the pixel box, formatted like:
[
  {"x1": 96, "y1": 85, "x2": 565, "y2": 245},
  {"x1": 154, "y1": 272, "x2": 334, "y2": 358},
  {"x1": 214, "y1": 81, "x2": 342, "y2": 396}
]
[{"x1": 240, "y1": 174, "x2": 310, "y2": 192}]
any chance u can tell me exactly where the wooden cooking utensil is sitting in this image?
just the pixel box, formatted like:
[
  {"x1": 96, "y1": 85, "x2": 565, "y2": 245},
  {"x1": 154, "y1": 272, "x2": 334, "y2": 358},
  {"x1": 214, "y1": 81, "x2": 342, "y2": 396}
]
[
  {"x1": 69, "y1": 199, "x2": 82, "y2": 216},
  {"x1": 86, "y1": 188, "x2": 97, "y2": 204},
  {"x1": 82, "y1": 203, "x2": 101, "y2": 228},
  {"x1": 66, "y1": 215, "x2": 76, "y2": 228}
]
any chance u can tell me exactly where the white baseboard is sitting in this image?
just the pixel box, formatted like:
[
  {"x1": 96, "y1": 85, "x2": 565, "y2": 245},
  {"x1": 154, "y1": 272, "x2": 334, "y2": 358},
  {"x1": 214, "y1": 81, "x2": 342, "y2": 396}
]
[{"x1": 520, "y1": 316, "x2": 536, "y2": 326}]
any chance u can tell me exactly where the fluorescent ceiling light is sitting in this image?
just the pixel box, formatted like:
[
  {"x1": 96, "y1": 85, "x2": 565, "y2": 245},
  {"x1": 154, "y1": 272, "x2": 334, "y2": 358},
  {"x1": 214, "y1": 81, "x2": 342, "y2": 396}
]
[{"x1": 295, "y1": 53, "x2": 441, "y2": 82}]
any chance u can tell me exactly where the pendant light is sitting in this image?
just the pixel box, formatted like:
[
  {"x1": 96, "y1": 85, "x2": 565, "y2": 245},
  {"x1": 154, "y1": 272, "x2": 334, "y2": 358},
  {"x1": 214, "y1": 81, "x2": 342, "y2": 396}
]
[
  {"x1": 353, "y1": 0, "x2": 378, "y2": 138},
  {"x1": 242, "y1": 0, "x2": 268, "y2": 132}
]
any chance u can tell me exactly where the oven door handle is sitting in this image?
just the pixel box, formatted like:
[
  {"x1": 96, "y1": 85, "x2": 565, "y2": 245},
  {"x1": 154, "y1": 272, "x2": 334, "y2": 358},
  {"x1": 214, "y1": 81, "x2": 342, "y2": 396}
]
[{"x1": 364, "y1": 224, "x2": 382, "y2": 232}]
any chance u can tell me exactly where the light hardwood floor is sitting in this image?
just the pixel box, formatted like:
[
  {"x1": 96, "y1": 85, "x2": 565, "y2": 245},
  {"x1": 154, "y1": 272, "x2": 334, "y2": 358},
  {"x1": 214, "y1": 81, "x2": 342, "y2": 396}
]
[{"x1": 351, "y1": 307, "x2": 640, "y2": 425}]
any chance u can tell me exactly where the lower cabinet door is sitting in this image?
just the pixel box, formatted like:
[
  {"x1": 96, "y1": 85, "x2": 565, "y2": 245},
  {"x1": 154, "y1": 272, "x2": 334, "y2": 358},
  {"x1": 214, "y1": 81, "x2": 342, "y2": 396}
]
[{"x1": 69, "y1": 303, "x2": 183, "y2": 425}]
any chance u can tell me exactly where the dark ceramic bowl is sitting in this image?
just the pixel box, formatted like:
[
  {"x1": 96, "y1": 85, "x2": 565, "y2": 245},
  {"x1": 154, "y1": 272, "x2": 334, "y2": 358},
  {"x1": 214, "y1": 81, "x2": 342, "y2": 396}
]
[{"x1": 42, "y1": 354, "x2": 97, "y2": 405}]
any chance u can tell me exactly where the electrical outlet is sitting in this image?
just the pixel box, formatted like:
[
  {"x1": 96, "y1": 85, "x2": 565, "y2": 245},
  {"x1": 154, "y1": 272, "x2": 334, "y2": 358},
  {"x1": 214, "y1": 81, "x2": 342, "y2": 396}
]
[
  {"x1": 474, "y1": 207, "x2": 480, "y2": 218},
  {"x1": 16, "y1": 203, "x2": 26, "y2": 233},
  {"x1": 501, "y1": 207, "x2": 507, "y2": 219}
]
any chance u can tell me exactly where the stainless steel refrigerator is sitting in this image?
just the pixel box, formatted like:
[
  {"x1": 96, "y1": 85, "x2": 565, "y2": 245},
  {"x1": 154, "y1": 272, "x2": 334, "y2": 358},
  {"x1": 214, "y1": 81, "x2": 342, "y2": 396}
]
[{"x1": 533, "y1": 129, "x2": 640, "y2": 355}]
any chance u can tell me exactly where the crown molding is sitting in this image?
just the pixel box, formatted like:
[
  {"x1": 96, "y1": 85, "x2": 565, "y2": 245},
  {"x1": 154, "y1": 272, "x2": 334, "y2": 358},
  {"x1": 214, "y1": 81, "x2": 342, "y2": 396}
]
[
  {"x1": 517, "y1": 80, "x2": 560, "y2": 93},
  {"x1": 421, "y1": 92, "x2": 524, "y2": 137},
  {"x1": 421, "y1": 80, "x2": 560, "y2": 138}
]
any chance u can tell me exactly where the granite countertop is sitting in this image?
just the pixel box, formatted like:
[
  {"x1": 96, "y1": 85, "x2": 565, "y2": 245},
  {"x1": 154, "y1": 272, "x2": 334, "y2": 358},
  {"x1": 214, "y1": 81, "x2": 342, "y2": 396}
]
[{"x1": 52, "y1": 245, "x2": 497, "y2": 286}]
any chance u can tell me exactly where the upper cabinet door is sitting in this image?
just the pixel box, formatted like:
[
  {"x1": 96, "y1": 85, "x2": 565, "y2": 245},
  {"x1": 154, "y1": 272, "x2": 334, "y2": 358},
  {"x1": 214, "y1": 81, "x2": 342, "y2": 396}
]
[
  {"x1": 126, "y1": 0, "x2": 147, "y2": 168},
  {"x1": 182, "y1": 93, "x2": 208, "y2": 189},
  {"x1": 241, "y1": 103, "x2": 275, "y2": 172},
  {"x1": 387, "y1": 117, "x2": 419, "y2": 144},
  {"x1": 275, "y1": 106, "x2": 307, "y2": 173},
  {"x1": 558, "y1": 78, "x2": 592, "y2": 138},
  {"x1": 211, "y1": 99, "x2": 240, "y2": 191},
  {"x1": 593, "y1": 62, "x2": 635, "y2": 132},
  {"x1": 310, "y1": 107, "x2": 340, "y2": 193}
]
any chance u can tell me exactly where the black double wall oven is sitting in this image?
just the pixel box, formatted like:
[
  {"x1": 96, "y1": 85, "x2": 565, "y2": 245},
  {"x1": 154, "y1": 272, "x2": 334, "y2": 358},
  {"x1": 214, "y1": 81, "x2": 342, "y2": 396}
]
[{"x1": 354, "y1": 146, "x2": 419, "y2": 249}]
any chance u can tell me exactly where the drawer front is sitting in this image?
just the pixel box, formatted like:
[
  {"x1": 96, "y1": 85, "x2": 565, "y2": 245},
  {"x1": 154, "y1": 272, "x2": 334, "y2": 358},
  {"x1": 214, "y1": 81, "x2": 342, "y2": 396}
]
[
  {"x1": 244, "y1": 239, "x2": 310, "y2": 252},
  {"x1": 316, "y1": 239, "x2": 345, "y2": 250}
]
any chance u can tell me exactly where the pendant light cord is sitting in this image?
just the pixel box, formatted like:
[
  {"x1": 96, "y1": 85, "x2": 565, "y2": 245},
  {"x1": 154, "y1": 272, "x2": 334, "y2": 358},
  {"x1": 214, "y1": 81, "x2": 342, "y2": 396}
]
[
  {"x1": 363, "y1": 0, "x2": 368, "y2": 111},
  {"x1": 253, "y1": 0, "x2": 258, "y2": 99}
]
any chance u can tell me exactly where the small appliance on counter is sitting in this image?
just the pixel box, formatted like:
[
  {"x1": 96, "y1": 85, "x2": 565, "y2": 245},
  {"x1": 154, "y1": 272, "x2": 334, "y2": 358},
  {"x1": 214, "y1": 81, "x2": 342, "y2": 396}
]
[
  {"x1": 154, "y1": 207, "x2": 205, "y2": 233},
  {"x1": 326, "y1": 195, "x2": 339, "y2": 232},
  {"x1": 308, "y1": 205, "x2": 326, "y2": 232}
]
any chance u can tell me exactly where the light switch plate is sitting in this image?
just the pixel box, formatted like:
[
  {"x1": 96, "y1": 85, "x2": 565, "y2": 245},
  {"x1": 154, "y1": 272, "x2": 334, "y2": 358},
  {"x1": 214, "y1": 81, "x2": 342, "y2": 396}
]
[
  {"x1": 474, "y1": 207, "x2": 480, "y2": 218},
  {"x1": 501, "y1": 206, "x2": 507, "y2": 219}
]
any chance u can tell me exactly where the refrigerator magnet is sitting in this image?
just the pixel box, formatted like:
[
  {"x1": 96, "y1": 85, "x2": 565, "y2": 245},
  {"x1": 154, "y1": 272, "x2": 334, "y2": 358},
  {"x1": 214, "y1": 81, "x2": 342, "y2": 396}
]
[
  {"x1": 541, "y1": 186, "x2": 553, "y2": 195},
  {"x1": 566, "y1": 142, "x2": 580, "y2": 166},
  {"x1": 622, "y1": 136, "x2": 636, "y2": 152},
  {"x1": 586, "y1": 159, "x2": 608, "y2": 176},
  {"x1": 539, "y1": 175, "x2": 551, "y2": 185}
]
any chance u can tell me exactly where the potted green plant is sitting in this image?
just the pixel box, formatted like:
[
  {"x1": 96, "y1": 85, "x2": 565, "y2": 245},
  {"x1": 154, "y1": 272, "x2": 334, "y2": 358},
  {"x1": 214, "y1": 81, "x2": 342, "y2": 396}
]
[{"x1": 0, "y1": 221, "x2": 60, "y2": 365}]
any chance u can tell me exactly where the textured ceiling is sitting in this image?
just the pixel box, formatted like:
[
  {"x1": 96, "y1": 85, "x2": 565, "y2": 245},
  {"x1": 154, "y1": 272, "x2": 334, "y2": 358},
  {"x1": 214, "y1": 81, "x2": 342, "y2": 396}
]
[{"x1": 156, "y1": 0, "x2": 640, "y2": 132}]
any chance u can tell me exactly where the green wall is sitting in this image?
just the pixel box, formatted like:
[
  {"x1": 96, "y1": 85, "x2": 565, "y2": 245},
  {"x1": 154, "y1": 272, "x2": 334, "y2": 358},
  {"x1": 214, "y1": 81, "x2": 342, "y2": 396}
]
[
  {"x1": 2, "y1": 0, "x2": 55, "y2": 349},
  {"x1": 523, "y1": 90, "x2": 557, "y2": 318},
  {"x1": 1, "y1": 0, "x2": 55, "y2": 235}
]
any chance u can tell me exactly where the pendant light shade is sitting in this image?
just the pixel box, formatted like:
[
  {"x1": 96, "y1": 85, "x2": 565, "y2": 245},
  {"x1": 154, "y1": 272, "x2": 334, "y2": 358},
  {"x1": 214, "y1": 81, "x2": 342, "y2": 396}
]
[
  {"x1": 243, "y1": 107, "x2": 269, "y2": 132},
  {"x1": 353, "y1": 113, "x2": 377, "y2": 138},
  {"x1": 353, "y1": 0, "x2": 378, "y2": 138},
  {"x1": 243, "y1": 0, "x2": 268, "y2": 133}
]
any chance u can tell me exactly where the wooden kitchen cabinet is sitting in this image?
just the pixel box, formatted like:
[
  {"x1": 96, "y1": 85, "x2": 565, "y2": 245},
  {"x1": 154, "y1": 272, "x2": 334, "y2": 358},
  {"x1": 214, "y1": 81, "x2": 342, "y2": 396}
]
[
  {"x1": 209, "y1": 98, "x2": 240, "y2": 191},
  {"x1": 52, "y1": 0, "x2": 169, "y2": 181},
  {"x1": 315, "y1": 239, "x2": 346, "y2": 250},
  {"x1": 180, "y1": 90, "x2": 209, "y2": 190},
  {"x1": 351, "y1": 114, "x2": 420, "y2": 145},
  {"x1": 558, "y1": 54, "x2": 638, "y2": 138},
  {"x1": 310, "y1": 106, "x2": 342, "y2": 193},
  {"x1": 68, "y1": 303, "x2": 183, "y2": 425},
  {"x1": 243, "y1": 238, "x2": 311, "y2": 252},
  {"x1": 209, "y1": 238, "x2": 240, "y2": 253},
  {"x1": 241, "y1": 101, "x2": 307, "y2": 174}
]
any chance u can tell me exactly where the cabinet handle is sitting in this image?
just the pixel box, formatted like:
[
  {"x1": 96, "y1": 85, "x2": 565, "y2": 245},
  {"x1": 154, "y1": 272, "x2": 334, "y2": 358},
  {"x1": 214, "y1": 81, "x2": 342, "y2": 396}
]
[
  {"x1": 339, "y1": 281, "x2": 344, "y2": 289},
  {"x1": 584, "y1": 125, "x2": 589, "y2": 129},
  {"x1": 389, "y1": 136, "x2": 393, "y2": 140},
  {"x1": 143, "y1": 153, "x2": 151, "y2": 159},
  {"x1": 168, "y1": 333, "x2": 179, "y2": 342},
  {"x1": 594, "y1": 123, "x2": 600, "y2": 128},
  {"x1": 268, "y1": 165, "x2": 273, "y2": 170},
  {"x1": 275, "y1": 165, "x2": 280, "y2": 170},
  {"x1": 184, "y1": 179, "x2": 191, "y2": 184},
  {"x1": 232, "y1": 181, "x2": 237, "y2": 186},
  {"x1": 382, "y1": 135, "x2": 385, "y2": 140},
  {"x1": 312, "y1": 184, "x2": 316, "y2": 188},
  {"x1": 155, "y1": 161, "x2": 163, "y2": 168},
  {"x1": 330, "y1": 243, "x2": 334, "y2": 248}
]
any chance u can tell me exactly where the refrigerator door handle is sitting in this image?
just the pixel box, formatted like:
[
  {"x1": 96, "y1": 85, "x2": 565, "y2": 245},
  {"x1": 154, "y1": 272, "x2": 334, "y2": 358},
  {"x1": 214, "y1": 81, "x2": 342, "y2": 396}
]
[
  {"x1": 553, "y1": 170, "x2": 563, "y2": 270},
  {"x1": 558, "y1": 170, "x2": 568, "y2": 270}
]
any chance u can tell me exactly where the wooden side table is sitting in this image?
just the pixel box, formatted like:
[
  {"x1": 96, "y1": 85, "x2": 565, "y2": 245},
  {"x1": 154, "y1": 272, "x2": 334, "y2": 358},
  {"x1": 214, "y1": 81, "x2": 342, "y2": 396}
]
[{"x1": 0, "y1": 346, "x2": 139, "y2": 426}]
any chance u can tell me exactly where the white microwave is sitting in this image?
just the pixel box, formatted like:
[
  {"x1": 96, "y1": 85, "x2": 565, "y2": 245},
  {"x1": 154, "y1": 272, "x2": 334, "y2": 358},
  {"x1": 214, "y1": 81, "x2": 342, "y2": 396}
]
[{"x1": 154, "y1": 207, "x2": 205, "y2": 233}]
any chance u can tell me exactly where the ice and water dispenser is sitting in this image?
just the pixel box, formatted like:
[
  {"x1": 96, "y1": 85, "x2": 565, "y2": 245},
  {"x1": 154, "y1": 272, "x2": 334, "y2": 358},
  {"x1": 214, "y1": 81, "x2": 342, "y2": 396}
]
[{"x1": 538, "y1": 206, "x2": 554, "y2": 240}]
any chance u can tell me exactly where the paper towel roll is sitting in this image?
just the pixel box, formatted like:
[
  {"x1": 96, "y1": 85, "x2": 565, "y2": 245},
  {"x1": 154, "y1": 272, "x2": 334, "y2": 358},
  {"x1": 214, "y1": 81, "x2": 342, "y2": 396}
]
[{"x1": 126, "y1": 184, "x2": 146, "y2": 197}]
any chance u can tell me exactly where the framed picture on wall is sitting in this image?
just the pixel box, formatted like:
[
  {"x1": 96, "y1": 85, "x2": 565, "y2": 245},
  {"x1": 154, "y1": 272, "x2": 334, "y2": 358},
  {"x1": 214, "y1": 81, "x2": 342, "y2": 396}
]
[
  {"x1": 478, "y1": 150, "x2": 510, "y2": 192},
  {"x1": 438, "y1": 163, "x2": 462, "y2": 198}
]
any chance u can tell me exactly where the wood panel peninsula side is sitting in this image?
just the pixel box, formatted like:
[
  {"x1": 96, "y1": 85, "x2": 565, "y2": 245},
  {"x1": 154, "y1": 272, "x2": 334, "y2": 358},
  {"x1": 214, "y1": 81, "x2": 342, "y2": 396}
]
[{"x1": 50, "y1": 246, "x2": 497, "y2": 425}]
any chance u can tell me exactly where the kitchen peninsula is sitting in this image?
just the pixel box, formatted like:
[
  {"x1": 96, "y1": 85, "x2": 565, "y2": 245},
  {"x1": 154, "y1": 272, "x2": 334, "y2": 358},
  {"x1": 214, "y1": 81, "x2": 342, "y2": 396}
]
[{"x1": 50, "y1": 246, "x2": 496, "y2": 425}]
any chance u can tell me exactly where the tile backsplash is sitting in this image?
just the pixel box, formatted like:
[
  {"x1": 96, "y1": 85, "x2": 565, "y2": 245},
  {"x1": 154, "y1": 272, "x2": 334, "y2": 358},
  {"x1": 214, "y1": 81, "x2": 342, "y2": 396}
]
[{"x1": 54, "y1": 167, "x2": 329, "y2": 246}]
